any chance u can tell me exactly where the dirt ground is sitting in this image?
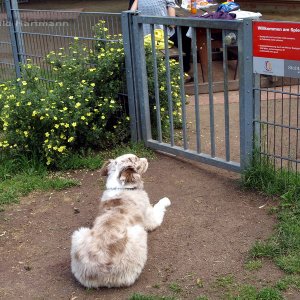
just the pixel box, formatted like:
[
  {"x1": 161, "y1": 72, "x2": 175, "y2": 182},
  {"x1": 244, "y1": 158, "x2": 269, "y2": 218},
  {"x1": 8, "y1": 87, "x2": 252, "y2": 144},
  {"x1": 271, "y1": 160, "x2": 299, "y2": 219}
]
[{"x1": 1, "y1": 152, "x2": 299, "y2": 300}]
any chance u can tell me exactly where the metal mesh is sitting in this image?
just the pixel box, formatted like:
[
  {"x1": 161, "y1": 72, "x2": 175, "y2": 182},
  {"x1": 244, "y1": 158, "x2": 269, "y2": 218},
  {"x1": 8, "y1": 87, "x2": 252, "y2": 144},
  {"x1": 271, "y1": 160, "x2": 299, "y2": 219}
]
[
  {"x1": 254, "y1": 75, "x2": 300, "y2": 174},
  {"x1": 1, "y1": 8, "x2": 123, "y2": 83},
  {"x1": 0, "y1": 5, "x2": 16, "y2": 81}
]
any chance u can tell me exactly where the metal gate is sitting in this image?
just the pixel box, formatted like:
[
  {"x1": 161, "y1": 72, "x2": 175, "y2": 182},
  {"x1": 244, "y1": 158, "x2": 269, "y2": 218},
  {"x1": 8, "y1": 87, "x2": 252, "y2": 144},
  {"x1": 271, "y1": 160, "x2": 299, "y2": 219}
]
[
  {"x1": 122, "y1": 12, "x2": 254, "y2": 172},
  {"x1": 0, "y1": 0, "x2": 19, "y2": 81}
]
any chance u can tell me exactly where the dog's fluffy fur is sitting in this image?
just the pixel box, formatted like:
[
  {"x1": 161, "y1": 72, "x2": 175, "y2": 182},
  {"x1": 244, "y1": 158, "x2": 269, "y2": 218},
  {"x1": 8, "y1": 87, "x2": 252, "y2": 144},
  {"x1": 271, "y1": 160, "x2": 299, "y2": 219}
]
[{"x1": 71, "y1": 154, "x2": 171, "y2": 288}]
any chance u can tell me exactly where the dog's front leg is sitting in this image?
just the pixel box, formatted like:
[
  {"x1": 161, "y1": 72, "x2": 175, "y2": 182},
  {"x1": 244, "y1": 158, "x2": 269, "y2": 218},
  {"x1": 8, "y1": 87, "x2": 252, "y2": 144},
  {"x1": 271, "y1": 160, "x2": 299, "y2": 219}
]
[{"x1": 144, "y1": 197, "x2": 171, "y2": 231}]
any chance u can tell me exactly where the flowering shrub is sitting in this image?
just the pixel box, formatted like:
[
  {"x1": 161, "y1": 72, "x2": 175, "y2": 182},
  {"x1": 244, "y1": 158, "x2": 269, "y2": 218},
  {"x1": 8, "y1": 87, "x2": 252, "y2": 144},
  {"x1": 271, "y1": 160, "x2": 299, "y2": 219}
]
[{"x1": 0, "y1": 21, "x2": 182, "y2": 166}]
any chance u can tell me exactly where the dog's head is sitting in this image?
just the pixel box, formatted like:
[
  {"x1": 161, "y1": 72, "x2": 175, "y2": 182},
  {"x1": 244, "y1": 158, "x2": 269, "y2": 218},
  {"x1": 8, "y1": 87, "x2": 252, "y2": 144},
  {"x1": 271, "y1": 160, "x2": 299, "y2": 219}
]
[{"x1": 100, "y1": 154, "x2": 148, "y2": 188}]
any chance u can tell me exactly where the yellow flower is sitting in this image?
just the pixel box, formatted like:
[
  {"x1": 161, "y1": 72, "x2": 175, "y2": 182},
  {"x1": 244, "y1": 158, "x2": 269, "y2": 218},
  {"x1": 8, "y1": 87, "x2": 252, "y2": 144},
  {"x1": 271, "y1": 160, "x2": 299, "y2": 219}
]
[
  {"x1": 68, "y1": 137, "x2": 74, "y2": 143},
  {"x1": 40, "y1": 116, "x2": 44, "y2": 120},
  {"x1": 63, "y1": 107, "x2": 68, "y2": 111},
  {"x1": 57, "y1": 146, "x2": 66, "y2": 153},
  {"x1": 80, "y1": 116, "x2": 86, "y2": 120},
  {"x1": 101, "y1": 115, "x2": 105, "y2": 120},
  {"x1": 27, "y1": 102, "x2": 32, "y2": 106},
  {"x1": 58, "y1": 82, "x2": 63, "y2": 87},
  {"x1": 72, "y1": 122, "x2": 77, "y2": 127},
  {"x1": 75, "y1": 102, "x2": 81, "y2": 108},
  {"x1": 74, "y1": 37, "x2": 79, "y2": 40},
  {"x1": 22, "y1": 81, "x2": 27, "y2": 86},
  {"x1": 69, "y1": 95, "x2": 74, "y2": 100},
  {"x1": 45, "y1": 132, "x2": 50, "y2": 137},
  {"x1": 23, "y1": 131, "x2": 29, "y2": 137},
  {"x1": 21, "y1": 91, "x2": 25, "y2": 94},
  {"x1": 54, "y1": 124, "x2": 59, "y2": 129},
  {"x1": 32, "y1": 110, "x2": 37, "y2": 116}
]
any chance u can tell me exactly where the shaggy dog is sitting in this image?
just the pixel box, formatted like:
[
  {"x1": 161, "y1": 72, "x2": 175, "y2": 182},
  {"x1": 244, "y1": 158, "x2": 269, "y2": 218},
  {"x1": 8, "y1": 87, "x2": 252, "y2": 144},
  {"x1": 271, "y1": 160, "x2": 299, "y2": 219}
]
[{"x1": 71, "y1": 154, "x2": 171, "y2": 288}]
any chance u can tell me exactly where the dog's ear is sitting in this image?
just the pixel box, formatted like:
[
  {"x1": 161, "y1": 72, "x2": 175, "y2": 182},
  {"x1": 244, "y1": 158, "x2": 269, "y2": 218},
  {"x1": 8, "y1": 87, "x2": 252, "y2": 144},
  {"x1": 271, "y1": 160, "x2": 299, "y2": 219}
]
[
  {"x1": 119, "y1": 167, "x2": 139, "y2": 184},
  {"x1": 100, "y1": 160, "x2": 111, "y2": 176}
]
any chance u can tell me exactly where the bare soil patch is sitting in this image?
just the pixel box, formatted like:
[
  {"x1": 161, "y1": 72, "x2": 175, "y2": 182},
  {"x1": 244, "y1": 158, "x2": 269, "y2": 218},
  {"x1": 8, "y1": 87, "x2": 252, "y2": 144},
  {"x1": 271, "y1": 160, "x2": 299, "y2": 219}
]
[{"x1": 1, "y1": 153, "x2": 296, "y2": 299}]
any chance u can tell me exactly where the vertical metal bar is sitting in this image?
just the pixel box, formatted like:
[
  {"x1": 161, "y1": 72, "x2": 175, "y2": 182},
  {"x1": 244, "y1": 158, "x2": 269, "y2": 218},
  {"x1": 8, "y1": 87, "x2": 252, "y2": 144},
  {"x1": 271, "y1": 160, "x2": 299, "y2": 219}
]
[
  {"x1": 288, "y1": 78, "x2": 292, "y2": 172},
  {"x1": 280, "y1": 77, "x2": 284, "y2": 170},
  {"x1": 4, "y1": 0, "x2": 21, "y2": 77},
  {"x1": 273, "y1": 76, "x2": 277, "y2": 169},
  {"x1": 191, "y1": 27, "x2": 201, "y2": 153},
  {"x1": 11, "y1": 0, "x2": 25, "y2": 64},
  {"x1": 207, "y1": 28, "x2": 215, "y2": 157},
  {"x1": 239, "y1": 19, "x2": 254, "y2": 171},
  {"x1": 163, "y1": 25, "x2": 174, "y2": 146},
  {"x1": 132, "y1": 15, "x2": 152, "y2": 143},
  {"x1": 150, "y1": 24, "x2": 162, "y2": 143},
  {"x1": 222, "y1": 31, "x2": 230, "y2": 161},
  {"x1": 121, "y1": 11, "x2": 141, "y2": 142},
  {"x1": 296, "y1": 80, "x2": 299, "y2": 174},
  {"x1": 177, "y1": 26, "x2": 188, "y2": 150},
  {"x1": 266, "y1": 82, "x2": 269, "y2": 159}
]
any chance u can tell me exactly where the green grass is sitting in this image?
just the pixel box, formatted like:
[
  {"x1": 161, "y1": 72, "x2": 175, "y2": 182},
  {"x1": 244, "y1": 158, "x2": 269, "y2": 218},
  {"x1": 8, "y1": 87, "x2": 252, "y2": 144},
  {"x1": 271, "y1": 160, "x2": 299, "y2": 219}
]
[
  {"x1": 275, "y1": 275, "x2": 300, "y2": 291},
  {"x1": 57, "y1": 142, "x2": 155, "y2": 170},
  {"x1": 0, "y1": 143, "x2": 154, "y2": 208},
  {"x1": 0, "y1": 169, "x2": 78, "y2": 207},
  {"x1": 129, "y1": 294, "x2": 176, "y2": 300},
  {"x1": 168, "y1": 282, "x2": 182, "y2": 294},
  {"x1": 211, "y1": 275, "x2": 284, "y2": 300},
  {"x1": 243, "y1": 154, "x2": 300, "y2": 276},
  {"x1": 214, "y1": 274, "x2": 235, "y2": 288},
  {"x1": 244, "y1": 260, "x2": 263, "y2": 271}
]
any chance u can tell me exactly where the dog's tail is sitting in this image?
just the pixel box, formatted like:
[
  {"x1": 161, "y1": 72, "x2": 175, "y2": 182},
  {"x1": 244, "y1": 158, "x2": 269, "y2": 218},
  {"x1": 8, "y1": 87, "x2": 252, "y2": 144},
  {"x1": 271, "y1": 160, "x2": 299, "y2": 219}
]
[{"x1": 71, "y1": 227, "x2": 91, "y2": 256}]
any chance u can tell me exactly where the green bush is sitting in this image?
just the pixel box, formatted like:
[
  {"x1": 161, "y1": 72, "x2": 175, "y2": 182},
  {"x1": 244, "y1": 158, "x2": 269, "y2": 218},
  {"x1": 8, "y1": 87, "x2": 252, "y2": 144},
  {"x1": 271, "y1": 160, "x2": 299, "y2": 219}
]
[{"x1": 0, "y1": 21, "x2": 182, "y2": 166}]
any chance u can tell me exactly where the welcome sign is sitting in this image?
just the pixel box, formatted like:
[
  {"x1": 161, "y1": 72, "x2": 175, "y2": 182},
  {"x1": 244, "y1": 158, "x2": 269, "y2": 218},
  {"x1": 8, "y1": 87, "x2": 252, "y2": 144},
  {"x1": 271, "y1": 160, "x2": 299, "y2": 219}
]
[{"x1": 253, "y1": 21, "x2": 300, "y2": 78}]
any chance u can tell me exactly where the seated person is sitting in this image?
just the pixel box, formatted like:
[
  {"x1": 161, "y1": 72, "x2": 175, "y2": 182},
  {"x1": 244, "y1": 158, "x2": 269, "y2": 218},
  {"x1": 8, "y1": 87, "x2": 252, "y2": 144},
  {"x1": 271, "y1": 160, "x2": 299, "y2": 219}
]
[{"x1": 130, "y1": 0, "x2": 192, "y2": 76}]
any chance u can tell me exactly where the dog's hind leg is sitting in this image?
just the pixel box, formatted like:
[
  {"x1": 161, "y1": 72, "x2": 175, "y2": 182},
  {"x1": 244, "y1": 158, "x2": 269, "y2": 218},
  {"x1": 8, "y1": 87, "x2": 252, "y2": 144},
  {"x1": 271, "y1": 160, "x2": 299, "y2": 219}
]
[{"x1": 144, "y1": 197, "x2": 171, "y2": 231}]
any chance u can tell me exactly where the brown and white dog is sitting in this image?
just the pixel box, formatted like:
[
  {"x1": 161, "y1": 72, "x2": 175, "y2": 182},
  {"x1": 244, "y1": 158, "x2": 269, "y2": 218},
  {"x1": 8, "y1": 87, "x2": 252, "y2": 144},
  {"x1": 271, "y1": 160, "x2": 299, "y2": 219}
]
[{"x1": 71, "y1": 154, "x2": 171, "y2": 288}]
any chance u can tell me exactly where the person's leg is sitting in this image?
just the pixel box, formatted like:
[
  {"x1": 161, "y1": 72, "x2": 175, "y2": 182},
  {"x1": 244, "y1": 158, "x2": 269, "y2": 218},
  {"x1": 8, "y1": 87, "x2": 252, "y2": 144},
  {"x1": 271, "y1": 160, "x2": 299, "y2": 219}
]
[{"x1": 170, "y1": 26, "x2": 191, "y2": 73}]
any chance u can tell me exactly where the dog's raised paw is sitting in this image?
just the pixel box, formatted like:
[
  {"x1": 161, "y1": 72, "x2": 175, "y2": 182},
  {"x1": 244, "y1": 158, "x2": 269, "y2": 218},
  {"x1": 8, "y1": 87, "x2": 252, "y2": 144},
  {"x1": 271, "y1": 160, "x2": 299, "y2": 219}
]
[{"x1": 159, "y1": 197, "x2": 171, "y2": 207}]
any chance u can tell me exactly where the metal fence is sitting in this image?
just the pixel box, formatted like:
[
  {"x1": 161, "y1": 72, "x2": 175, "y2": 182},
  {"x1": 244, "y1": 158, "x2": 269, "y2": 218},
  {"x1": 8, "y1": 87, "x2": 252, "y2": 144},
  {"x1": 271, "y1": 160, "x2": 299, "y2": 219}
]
[
  {"x1": 122, "y1": 12, "x2": 253, "y2": 172},
  {"x1": 254, "y1": 75, "x2": 300, "y2": 173},
  {"x1": 0, "y1": 0, "x2": 17, "y2": 80},
  {"x1": 1, "y1": 0, "x2": 123, "y2": 83},
  {"x1": 122, "y1": 11, "x2": 300, "y2": 173},
  {"x1": 0, "y1": 2, "x2": 299, "y2": 174}
]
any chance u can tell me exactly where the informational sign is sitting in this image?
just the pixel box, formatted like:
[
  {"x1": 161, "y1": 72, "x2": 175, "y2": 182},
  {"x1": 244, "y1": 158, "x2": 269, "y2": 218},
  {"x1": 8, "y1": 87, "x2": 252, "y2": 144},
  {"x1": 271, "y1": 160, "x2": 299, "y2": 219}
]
[{"x1": 253, "y1": 21, "x2": 300, "y2": 78}]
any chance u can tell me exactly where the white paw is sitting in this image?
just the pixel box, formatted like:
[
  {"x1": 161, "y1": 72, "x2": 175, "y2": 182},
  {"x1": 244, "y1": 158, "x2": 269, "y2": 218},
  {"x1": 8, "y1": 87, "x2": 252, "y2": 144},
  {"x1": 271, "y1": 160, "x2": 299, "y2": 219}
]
[{"x1": 159, "y1": 197, "x2": 171, "y2": 208}]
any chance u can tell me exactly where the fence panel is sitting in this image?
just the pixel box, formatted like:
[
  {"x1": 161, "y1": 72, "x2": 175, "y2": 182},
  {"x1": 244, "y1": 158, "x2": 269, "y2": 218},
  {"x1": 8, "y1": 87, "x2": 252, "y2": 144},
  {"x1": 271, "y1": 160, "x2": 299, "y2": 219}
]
[
  {"x1": 254, "y1": 75, "x2": 300, "y2": 174},
  {"x1": 9, "y1": 8, "x2": 123, "y2": 81},
  {"x1": 0, "y1": 1, "x2": 17, "y2": 81},
  {"x1": 127, "y1": 13, "x2": 254, "y2": 172}
]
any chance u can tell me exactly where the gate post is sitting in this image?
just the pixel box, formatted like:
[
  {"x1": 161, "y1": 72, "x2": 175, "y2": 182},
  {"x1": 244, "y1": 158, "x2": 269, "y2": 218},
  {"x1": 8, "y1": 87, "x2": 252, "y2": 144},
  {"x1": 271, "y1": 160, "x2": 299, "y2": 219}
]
[
  {"x1": 238, "y1": 19, "x2": 254, "y2": 171},
  {"x1": 4, "y1": 0, "x2": 21, "y2": 78},
  {"x1": 121, "y1": 11, "x2": 142, "y2": 142}
]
